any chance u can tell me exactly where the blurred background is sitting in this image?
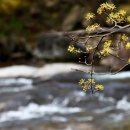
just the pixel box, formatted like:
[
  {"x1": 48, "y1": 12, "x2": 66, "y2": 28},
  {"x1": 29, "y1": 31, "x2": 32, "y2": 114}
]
[{"x1": 0, "y1": 0, "x2": 130, "y2": 130}]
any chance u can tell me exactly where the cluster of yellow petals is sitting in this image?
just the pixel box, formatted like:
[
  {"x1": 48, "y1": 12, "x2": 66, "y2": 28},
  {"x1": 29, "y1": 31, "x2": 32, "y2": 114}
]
[
  {"x1": 79, "y1": 78, "x2": 104, "y2": 92},
  {"x1": 121, "y1": 34, "x2": 128, "y2": 43},
  {"x1": 127, "y1": 16, "x2": 130, "y2": 23},
  {"x1": 95, "y1": 84, "x2": 104, "y2": 91},
  {"x1": 79, "y1": 79, "x2": 86, "y2": 84},
  {"x1": 86, "y1": 23, "x2": 100, "y2": 31},
  {"x1": 121, "y1": 34, "x2": 130, "y2": 49},
  {"x1": 106, "y1": 10, "x2": 127, "y2": 23},
  {"x1": 87, "y1": 78, "x2": 95, "y2": 84},
  {"x1": 126, "y1": 42, "x2": 130, "y2": 49},
  {"x1": 97, "y1": 2, "x2": 116, "y2": 14},
  {"x1": 68, "y1": 45, "x2": 80, "y2": 53},
  {"x1": 79, "y1": 78, "x2": 95, "y2": 85},
  {"x1": 101, "y1": 40, "x2": 112, "y2": 56},
  {"x1": 85, "y1": 13, "x2": 95, "y2": 21}
]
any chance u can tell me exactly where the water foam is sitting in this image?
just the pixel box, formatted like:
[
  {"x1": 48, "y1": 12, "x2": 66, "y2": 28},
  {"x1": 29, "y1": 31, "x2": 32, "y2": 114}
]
[
  {"x1": 116, "y1": 96, "x2": 130, "y2": 110},
  {"x1": 0, "y1": 102, "x2": 82, "y2": 122}
]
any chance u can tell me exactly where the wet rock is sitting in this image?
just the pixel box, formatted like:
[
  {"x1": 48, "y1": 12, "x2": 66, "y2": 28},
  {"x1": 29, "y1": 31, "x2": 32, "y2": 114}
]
[{"x1": 33, "y1": 33, "x2": 72, "y2": 60}]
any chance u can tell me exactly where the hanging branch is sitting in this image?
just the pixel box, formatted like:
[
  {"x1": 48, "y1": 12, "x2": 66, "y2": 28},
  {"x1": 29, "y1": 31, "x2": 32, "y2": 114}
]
[{"x1": 67, "y1": 2, "x2": 130, "y2": 93}]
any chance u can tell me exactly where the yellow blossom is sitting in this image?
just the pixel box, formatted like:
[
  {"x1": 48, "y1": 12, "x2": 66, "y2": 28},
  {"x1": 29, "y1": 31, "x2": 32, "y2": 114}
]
[
  {"x1": 79, "y1": 79, "x2": 85, "y2": 85},
  {"x1": 121, "y1": 34, "x2": 128, "y2": 43},
  {"x1": 118, "y1": 10, "x2": 126, "y2": 16},
  {"x1": 78, "y1": 78, "x2": 105, "y2": 93},
  {"x1": 68, "y1": 45, "x2": 75, "y2": 52},
  {"x1": 85, "y1": 12, "x2": 95, "y2": 21},
  {"x1": 127, "y1": 16, "x2": 130, "y2": 23},
  {"x1": 106, "y1": 10, "x2": 126, "y2": 24},
  {"x1": 126, "y1": 42, "x2": 130, "y2": 49},
  {"x1": 87, "y1": 78, "x2": 95, "y2": 84},
  {"x1": 97, "y1": 2, "x2": 116, "y2": 14},
  {"x1": 82, "y1": 85, "x2": 88, "y2": 92},
  {"x1": 68, "y1": 45, "x2": 80, "y2": 53},
  {"x1": 104, "y1": 40, "x2": 112, "y2": 47},
  {"x1": 101, "y1": 48, "x2": 110, "y2": 56},
  {"x1": 95, "y1": 84, "x2": 104, "y2": 91},
  {"x1": 86, "y1": 23, "x2": 100, "y2": 31},
  {"x1": 79, "y1": 79, "x2": 89, "y2": 92},
  {"x1": 101, "y1": 40, "x2": 112, "y2": 56}
]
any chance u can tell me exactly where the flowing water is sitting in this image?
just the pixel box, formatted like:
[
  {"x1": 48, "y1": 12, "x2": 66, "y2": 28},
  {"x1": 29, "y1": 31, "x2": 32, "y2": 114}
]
[{"x1": 0, "y1": 64, "x2": 130, "y2": 130}]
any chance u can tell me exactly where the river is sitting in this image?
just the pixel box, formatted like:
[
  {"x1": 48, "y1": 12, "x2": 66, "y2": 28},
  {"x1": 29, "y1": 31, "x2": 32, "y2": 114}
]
[{"x1": 0, "y1": 63, "x2": 130, "y2": 130}]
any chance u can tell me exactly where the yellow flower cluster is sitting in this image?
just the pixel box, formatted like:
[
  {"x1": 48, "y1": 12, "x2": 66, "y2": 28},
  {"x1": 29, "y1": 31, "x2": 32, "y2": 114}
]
[
  {"x1": 106, "y1": 10, "x2": 126, "y2": 23},
  {"x1": 120, "y1": 34, "x2": 130, "y2": 49},
  {"x1": 79, "y1": 79, "x2": 86, "y2": 84},
  {"x1": 87, "y1": 78, "x2": 95, "y2": 84},
  {"x1": 68, "y1": 45, "x2": 80, "y2": 53},
  {"x1": 79, "y1": 78, "x2": 95, "y2": 92},
  {"x1": 121, "y1": 34, "x2": 128, "y2": 43},
  {"x1": 101, "y1": 40, "x2": 112, "y2": 56},
  {"x1": 85, "y1": 12, "x2": 95, "y2": 21},
  {"x1": 79, "y1": 78, "x2": 104, "y2": 92},
  {"x1": 118, "y1": 9, "x2": 126, "y2": 16},
  {"x1": 127, "y1": 16, "x2": 130, "y2": 23},
  {"x1": 126, "y1": 42, "x2": 130, "y2": 49},
  {"x1": 97, "y1": 2, "x2": 116, "y2": 14},
  {"x1": 95, "y1": 84, "x2": 104, "y2": 91},
  {"x1": 79, "y1": 78, "x2": 88, "y2": 92},
  {"x1": 86, "y1": 23, "x2": 100, "y2": 31},
  {"x1": 79, "y1": 78, "x2": 95, "y2": 85}
]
